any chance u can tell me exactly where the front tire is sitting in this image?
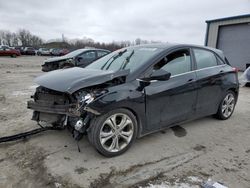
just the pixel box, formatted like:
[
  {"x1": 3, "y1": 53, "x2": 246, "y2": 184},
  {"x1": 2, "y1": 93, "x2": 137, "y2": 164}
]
[
  {"x1": 88, "y1": 108, "x2": 138, "y2": 157},
  {"x1": 215, "y1": 91, "x2": 236, "y2": 120}
]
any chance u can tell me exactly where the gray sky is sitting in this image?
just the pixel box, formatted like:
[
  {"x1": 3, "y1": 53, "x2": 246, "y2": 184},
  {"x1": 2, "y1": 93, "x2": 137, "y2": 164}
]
[{"x1": 0, "y1": 0, "x2": 249, "y2": 44}]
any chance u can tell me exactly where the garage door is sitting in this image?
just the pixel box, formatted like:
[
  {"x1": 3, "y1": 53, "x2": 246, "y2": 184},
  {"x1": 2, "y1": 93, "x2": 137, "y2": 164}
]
[{"x1": 217, "y1": 23, "x2": 250, "y2": 70}]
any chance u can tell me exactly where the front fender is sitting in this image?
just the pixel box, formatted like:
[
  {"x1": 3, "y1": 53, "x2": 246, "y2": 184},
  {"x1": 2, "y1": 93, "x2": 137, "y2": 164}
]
[{"x1": 85, "y1": 83, "x2": 146, "y2": 137}]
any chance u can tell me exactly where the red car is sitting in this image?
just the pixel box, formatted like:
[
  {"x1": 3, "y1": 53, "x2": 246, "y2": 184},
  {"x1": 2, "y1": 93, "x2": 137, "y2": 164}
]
[
  {"x1": 0, "y1": 46, "x2": 21, "y2": 57},
  {"x1": 59, "y1": 49, "x2": 69, "y2": 56}
]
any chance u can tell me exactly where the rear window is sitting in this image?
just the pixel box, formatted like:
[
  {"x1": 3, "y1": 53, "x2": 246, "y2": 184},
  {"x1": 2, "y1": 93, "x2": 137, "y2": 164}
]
[{"x1": 193, "y1": 49, "x2": 218, "y2": 69}]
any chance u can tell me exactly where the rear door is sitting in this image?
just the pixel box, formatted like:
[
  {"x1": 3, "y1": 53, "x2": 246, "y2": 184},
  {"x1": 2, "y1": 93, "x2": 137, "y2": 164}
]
[
  {"x1": 144, "y1": 48, "x2": 197, "y2": 131},
  {"x1": 192, "y1": 48, "x2": 225, "y2": 117}
]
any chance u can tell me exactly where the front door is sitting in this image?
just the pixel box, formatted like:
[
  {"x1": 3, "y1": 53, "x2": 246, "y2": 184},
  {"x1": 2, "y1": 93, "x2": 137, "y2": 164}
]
[
  {"x1": 144, "y1": 48, "x2": 197, "y2": 131},
  {"x1": 76, "y1": 51, "x2": 97, "y2": 67}
]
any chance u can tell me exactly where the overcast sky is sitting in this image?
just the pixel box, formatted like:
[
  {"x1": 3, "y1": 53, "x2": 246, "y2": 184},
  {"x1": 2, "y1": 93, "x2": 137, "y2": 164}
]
[{"x1": 0, "y1": 0, "x2": 249, "y2": 44}]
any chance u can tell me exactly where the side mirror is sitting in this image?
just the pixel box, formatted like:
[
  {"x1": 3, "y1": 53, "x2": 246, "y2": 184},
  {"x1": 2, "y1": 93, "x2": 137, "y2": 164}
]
[
  {"x1": 77, "y1": 57, "x2": 83, "y2": 62},
  {"x1": 149, "y1": 69, "x2": 171, "y2": 81}
]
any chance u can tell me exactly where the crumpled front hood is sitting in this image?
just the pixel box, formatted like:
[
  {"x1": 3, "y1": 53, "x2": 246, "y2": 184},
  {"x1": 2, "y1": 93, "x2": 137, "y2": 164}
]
[
  {"x1": 35, "y1": 67, "x2": 129, "y2": 94},
  {"x1": 44, "y1": 56, "x2": 72, "y2": 63}
]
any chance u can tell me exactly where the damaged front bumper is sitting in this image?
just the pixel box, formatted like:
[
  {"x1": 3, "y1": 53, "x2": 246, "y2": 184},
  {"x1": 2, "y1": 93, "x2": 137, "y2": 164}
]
[
  {"x1": 27, "y1": 101, "x2": 77, "y2": 116},
  {"x1": 27, "y1": 100, "x2": 80, "y2": 127},
  {"x1": 27, "y1": 87, "x2": 97, "y2": 140}
]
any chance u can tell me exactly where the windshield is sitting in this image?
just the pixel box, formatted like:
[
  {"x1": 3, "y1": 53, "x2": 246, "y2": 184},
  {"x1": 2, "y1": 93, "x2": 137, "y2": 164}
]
[
  {"x1": 63, "y1": 49, "x2": 86, "y2": 58},
  {"x1": 86, "y1": 47, "x2": 162, "y2": 73}
]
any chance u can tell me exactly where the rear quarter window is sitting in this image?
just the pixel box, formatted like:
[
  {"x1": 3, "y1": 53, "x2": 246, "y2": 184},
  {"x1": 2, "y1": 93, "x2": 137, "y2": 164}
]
[{"x1": 216, "y1": 56, "x2": 226, "y2": 65}]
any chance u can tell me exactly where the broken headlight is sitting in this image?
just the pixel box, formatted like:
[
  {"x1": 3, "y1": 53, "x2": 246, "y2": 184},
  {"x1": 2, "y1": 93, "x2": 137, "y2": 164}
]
[
  {"x1": 74, "y1": 89, "x2": 107, "y2": 112},
  {"x1": 82, "y1": 93, "x2": 94, "y2": 104}
]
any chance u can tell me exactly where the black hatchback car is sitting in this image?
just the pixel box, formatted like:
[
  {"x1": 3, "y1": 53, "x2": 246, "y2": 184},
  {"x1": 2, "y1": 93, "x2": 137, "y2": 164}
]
[
  {"x1": 41, "y1": 48, "x2": 110, "y2": 72},
  {"x1": 28, "y1": 44, "x2": 239, "y2": 157}
]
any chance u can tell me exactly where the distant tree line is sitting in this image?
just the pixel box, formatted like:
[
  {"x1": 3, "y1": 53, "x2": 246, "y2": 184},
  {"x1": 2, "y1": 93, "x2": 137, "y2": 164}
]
[
  {"x1": 0, "y1": 29, "x2": 43, "y2": 47},
  {"x1": 0, "y1": 29, "x2": 162, "y2": 51}
]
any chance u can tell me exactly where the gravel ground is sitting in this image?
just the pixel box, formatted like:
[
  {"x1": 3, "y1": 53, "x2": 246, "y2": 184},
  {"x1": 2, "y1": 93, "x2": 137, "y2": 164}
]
[{"x1": 0, "y1": 56, "x2": 249, "y2": 188}]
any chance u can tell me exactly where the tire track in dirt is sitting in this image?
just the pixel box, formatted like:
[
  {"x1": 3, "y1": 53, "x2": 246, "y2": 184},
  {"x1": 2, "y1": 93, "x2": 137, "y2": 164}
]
[{"x1": 90, "y1": 150, "x2": 205, "y2": 188}]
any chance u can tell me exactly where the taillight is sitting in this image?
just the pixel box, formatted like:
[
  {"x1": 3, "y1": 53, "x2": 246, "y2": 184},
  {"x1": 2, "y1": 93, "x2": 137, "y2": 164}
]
[{"x1": 232, "y1": 67, "x2": 238, "y2": 72}]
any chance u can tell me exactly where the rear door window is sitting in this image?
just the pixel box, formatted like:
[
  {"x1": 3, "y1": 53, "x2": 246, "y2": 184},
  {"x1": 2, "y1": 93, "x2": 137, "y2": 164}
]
[{"x1": 193, "y1": 49, "x2": 218, "y2": 69}]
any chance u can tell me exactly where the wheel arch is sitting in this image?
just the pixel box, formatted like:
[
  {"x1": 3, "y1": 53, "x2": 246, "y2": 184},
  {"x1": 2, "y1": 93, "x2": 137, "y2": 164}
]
[
  {"x1": 227, "y1": 87, "x2": 239, "y2": 101},
  {"x1": 120, "y1": 106, "x2": 143, "y2": 138},
  {"x1": 85, "y1": 89, "x2": 146, "y2": 138}
]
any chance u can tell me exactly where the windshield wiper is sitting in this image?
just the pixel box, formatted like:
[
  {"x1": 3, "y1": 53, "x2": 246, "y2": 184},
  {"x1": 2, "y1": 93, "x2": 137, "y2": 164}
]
[
  {"x1": 101, "y1": 49, "x2": 127, "y2": 70},
  {"x1": 120, "y1": 50, "x2": 134, "y2": 70}
]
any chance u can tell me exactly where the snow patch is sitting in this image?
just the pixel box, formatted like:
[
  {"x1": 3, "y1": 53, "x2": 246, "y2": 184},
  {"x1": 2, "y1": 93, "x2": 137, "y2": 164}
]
[{"x1": 11, "y1": 91, "x2": 31, "y2": 96}]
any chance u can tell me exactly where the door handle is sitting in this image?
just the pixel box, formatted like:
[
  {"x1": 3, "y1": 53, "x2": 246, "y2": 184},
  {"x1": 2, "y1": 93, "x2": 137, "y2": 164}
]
[
  {"x1": 187, "y1": 78, "x2": 195, "y2": 83},
  {"x1": 219, "y1": 70, "x2": 224, "y2": 73}
]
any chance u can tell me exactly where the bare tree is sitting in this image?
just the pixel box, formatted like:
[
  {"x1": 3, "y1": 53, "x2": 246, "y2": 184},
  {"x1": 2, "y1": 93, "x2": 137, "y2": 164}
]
[
  {"x1": 17, "y1": 29, "x2": 27, "y2": 46},
  {"x1": 135, "y1": 38, "x2": 141, "y2": 45},
  {"x1": 0, "y1": 30, "x2": 4, "y2": 45},
  {"x1": 17, "y1": 29, "x2": 43, "y2": 47},
  {"x1": 5, "y1": 31, "x2": 12, "y2": 46},
  {"x1": 12, "y1": 33, "x2": 19, "y2": 46}
]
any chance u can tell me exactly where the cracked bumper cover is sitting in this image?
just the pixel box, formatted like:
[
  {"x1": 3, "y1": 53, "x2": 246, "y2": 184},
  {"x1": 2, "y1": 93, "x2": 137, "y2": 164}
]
[
  {"x1": 27, "y1": 100, "x2": 79, "y2": 116},
  {"x1": 27, "y1": 100, "x2": 100, "y2": 119}
]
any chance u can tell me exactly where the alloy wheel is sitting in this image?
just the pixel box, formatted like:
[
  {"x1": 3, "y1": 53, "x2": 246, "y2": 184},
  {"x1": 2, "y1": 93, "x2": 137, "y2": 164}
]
[
  {"x1": 99, "y1": 113, "x2": 134, "y2": 153},
  {"x1": 221, "y1": 93, "x2": 235, "y2": 118}
]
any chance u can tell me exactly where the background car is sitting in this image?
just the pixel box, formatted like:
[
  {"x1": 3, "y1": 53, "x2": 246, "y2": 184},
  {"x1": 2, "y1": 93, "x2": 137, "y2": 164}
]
[
  {"x1": 37, "y1": 48, "x2": 50, "y2": 56},
  {"x1": 49, "y1": 48, "x2": 55, "y2": 55},
  {"x1": 41, "y1": 48, "x2": 110, "y2": 72},
  {"x1": 58, "y1": 48, "x2": 69, "y2": 56},
  {"x1": 24, "y1": 47, "x2": 36, "y2": 55},
  {"x1": 0, "y1": 46, "x2": 21, "y2": 57},
  {"x1": 13, "y1": 46, "x2": 25, "y2": 54},
  {"x1": 50, "y1": 48, "x2": 59, "y2": 56},
  {"x1": 28, "y1": 44, "x2": 239, "y2": 157},
  {"x1": 240, "y1": 66, "x2": 250, "y2": 87}
]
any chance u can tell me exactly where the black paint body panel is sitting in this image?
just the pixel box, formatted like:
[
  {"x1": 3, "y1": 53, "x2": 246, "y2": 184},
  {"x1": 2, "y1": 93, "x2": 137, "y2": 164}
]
[{"x1": 30, "y1": 44, "x2": 239, "y2": 137}]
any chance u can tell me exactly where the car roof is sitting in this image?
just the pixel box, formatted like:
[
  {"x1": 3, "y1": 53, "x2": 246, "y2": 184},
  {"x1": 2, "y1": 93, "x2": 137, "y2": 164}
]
[
  {"x1": 127, "y1": 43, "x2": 225, "y2": 59},
  {"x1": 129, "y1": 43, "x2": 220, "y2": 51},
  {"x1": 83, "y1": 48, "x2": 111, "y2": 52},
  {"x1": 124, "y1": 43, "x2": 226, "y2": 82}
]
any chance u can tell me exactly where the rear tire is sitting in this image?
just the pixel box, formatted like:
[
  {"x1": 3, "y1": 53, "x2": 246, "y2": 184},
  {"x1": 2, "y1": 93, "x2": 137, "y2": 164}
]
[
  {"x1": 11, "y1": 54, "x2": 17, "y2": 58},
  {"x1": 88, "y1": 108, "x2": 138, "y2": 157},
  {"x1": 215, "y1": 90, "x2": 236, "y2": 120}
]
